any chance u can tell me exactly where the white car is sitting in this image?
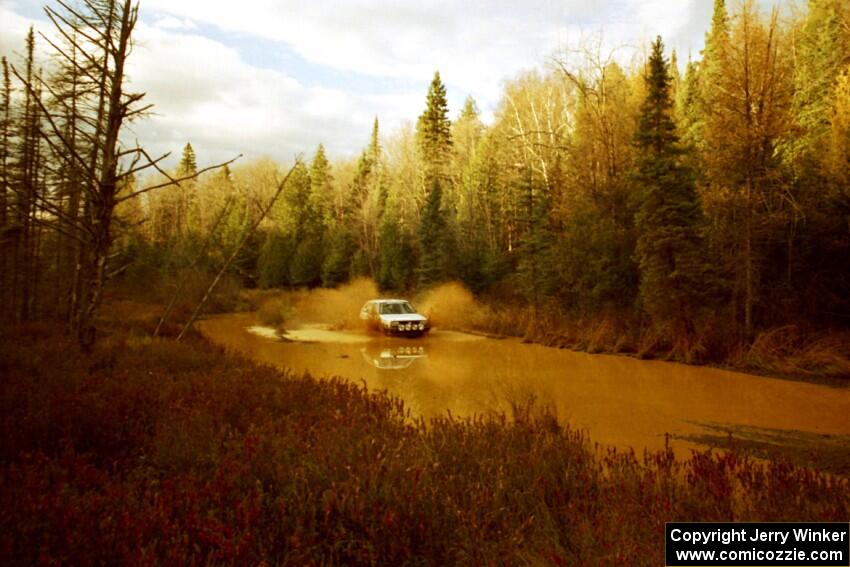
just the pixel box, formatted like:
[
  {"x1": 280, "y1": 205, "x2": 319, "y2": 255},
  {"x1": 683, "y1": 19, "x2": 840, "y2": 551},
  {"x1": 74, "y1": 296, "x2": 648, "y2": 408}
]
[{"x1": 359, "y1": 299, "x2": 430, "y2": 336}]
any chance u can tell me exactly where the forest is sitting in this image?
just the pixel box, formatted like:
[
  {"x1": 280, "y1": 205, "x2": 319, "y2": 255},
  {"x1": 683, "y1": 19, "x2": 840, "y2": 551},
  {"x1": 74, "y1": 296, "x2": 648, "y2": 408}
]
[{"x1": 1, "y1": 0, "x2": 849, "y2": 366}]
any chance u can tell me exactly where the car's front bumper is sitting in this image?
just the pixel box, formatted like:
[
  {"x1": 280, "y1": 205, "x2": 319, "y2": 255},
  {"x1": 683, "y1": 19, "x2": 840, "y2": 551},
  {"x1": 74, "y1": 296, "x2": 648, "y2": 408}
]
[{"x1": 381, "y1": 324, "x2": 430, "y2": 336}]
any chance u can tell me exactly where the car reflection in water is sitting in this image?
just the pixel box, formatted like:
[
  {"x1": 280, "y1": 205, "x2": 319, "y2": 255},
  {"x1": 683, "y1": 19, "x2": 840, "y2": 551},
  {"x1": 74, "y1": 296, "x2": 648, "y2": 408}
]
[{"x1": 361, "y1": 344, "x2": 427, "y2": 370}]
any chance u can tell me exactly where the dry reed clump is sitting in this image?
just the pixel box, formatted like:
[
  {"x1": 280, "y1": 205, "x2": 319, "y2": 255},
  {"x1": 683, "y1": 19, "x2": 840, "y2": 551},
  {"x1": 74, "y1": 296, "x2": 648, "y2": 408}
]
[
  {"x1": 290, "y1": 277, "x2": 380, "y2": 330},
  {"x1": 465, "y1": 303, "x2": 536, "y2": 338},
  {"x1": 585, "y1": 315, "x2": 620, "y2": 353},
  {"x1": 738, "y1": 326, "x2": 850, "y2": 379}
]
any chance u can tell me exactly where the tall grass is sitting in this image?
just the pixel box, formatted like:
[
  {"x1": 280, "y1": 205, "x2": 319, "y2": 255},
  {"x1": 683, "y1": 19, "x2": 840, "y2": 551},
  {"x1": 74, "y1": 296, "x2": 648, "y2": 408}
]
[
  {"x1": 732, "y1": 325, "x2": 850, "y2": 379},
  {"x1": 1, "y1": 321, "x2": 847, "y2": 565},
  {"x1": 465, "y1": 298, "x2": 850, "y2": 379}
]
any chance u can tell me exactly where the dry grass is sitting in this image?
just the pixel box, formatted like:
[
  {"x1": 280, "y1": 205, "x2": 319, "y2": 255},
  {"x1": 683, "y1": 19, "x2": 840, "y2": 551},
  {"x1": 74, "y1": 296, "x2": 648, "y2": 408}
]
[
  {"x1": 465, "y1": 294, "x2": 849, "y2": 381},
  {"x1": 734, "y1": 326, "x2": 850, "y2": 379}
]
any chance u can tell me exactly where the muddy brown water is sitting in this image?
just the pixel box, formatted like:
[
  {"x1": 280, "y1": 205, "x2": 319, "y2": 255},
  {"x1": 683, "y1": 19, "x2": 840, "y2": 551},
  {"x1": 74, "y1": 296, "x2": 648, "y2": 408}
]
[{"x1": 199, "y1": 313, "x2": 850, "y2": 460}]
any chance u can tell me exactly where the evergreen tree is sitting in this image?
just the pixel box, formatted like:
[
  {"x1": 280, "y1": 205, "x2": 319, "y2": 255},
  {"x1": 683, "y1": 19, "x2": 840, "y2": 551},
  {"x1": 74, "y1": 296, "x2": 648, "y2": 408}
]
[
  {"x1": 698, "y1": 0, "x2": 730, "y2": 147},
  {"x1": 310, "y1": 143, "x2": 331, "y2": 186},
  {"x1": 290, "y1": 235, "x2": 323, "y2": 287},
  {"x1": 675, "y1": 57, "x2": 702, "y2": 149},
  {"x1": 704, "y1": 0, "x2": 730, "y2": 66},
  {"x1": 669, "y1": 50, "x2": 681, "y2": 101},
  {"x1": 633, "y1": 37, "x2": 708, "y2": 341},
  {"x1": 368, "y1": 116, "x2": 381, "y2": 164},
  {"x1": 377, "y1": 211, "x2": 414, "y2": 291},
  {"x1": 515, "y1": 166, "x2": 556, "y2": 310},
  {"x1": 416, "y1": 178, "x2": 448, "y2": 288},
  {"x1": 321, "y1": 228, "x2": 355, "y2": 287},
  {"x1": 176, "y1": 142, "x2": 198, "y2": 234},
  {"x1": 308, "y1": 143, "x2": 335, "y2": 225},
  {"x1": 258, "y1": 232, "x2": 293, "y2": 288},
  {"x1": 178, "y1": 142, "x2": 197, "y2": 177},
  {"x1": 416, "y1": 71, "x2": 452, "y2": 185}
]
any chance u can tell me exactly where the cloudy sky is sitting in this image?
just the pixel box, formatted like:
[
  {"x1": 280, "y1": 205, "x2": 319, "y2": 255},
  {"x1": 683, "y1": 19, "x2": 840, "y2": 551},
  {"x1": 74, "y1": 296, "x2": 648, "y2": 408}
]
[{"x1": 0, "y1": 0, "x2": 788, "y2": 168}]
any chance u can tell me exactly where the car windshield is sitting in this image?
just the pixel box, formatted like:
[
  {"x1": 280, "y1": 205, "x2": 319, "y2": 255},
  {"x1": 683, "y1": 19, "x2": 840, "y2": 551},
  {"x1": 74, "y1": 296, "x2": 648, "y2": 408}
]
[{"x1": 379, "y1": 302, "x2": 415, "y2": 315}]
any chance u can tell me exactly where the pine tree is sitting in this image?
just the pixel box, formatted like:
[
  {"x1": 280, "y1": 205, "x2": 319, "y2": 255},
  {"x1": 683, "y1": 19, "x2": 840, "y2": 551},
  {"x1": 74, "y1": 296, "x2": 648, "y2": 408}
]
[
  {"x1": 699, "y1": 0, "x2": 730, "y2": 137},
  {"x1": 368, "y1": 116, "x2": 380, "y2": 164},
  {"x1": 675, "y1": 57, "x2": 702, "y2": 149},
  {"x1": 309, "y1": 143, "x2": 335, "y2": 224},
  {"x1": 175, "y1": 142, "x2": 198, "y2": 234},
  {"x1": 633, "y1": 37, "x2": 708, "y2": 343},
  {"x1": 258, "y1": 232, "x2": 293, "y2": 288},
  {"x1": 416, "y1": 71, "x2": 452, "y2": 185},
  {"x1": 516, "y1": 166, "x2": 556, "y2": 312},
  {"x1": 178, "y1": 142, "x2": 197, "y2": 177},
  {"x1": 321, "y1": 228, "x2": 355, "y2": 286},
  {"x1": 377, "y1": 210, "x2": 414, "y2": 291},
  {"x1": 416, "y1": 178, "x2": 448, "y2": 288},
  {"x1": 704, "y1": 0, "x2": 730, "y2": 65},
  {"x1": 669, "y1": 50, "x2": 681, "y2": 101}
]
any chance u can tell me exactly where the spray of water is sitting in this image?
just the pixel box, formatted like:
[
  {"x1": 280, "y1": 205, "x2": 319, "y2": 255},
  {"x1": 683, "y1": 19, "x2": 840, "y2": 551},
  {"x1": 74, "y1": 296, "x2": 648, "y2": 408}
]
[
  {"x1": 277, "y1": 278, "x2": 485, "y2": 332},
  {"x1": 416, "y1": 282, "x2": 484, "y2": 330},
  {"x1": 291, "y1": 278, "x2": 380, "y2": 330}
]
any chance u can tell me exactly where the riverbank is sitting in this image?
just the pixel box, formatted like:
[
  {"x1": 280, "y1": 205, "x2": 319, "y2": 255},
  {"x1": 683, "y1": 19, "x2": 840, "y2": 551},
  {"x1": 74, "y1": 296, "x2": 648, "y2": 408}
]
[
  {"x1": 446, "y1": 297, "x2": 850, "y2": 387},
  {"x1": 2, "y1": 307, "x2": 849, "y2": 564}
]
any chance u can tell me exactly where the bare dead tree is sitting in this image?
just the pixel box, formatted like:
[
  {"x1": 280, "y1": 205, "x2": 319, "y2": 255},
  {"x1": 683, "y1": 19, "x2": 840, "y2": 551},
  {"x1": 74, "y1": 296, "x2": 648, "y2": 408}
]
[{"x1": 11, "y1": 0, "x2": 238, "y2": 348}]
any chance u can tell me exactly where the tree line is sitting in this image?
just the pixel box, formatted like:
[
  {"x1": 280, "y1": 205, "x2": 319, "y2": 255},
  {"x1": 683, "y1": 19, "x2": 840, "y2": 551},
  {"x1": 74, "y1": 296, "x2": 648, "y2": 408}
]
[{"x1": 2, "y1": 0, "x2": 848, "y2": 352}]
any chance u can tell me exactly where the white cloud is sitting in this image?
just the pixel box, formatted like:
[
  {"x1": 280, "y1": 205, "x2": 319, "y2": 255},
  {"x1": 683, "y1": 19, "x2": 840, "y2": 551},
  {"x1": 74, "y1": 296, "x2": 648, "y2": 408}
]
[
  {"x1": 0, "y1": 3, "x2": 41, "y2": 58},
  {"x1": 129, "y1": 0, "x2": 722, "y2": 118},
  {"x1": 133, "y1": 0, "x2": 607, "y2": 110},
  {"x1": 152, "y1": 15, "x2": 197, "y2": 31},
  {"x1": 0, "y1": 5, "x2": 389, "y2": 166},
  {"x1": 1, "y1": 0, "x2": 789, "y2": 167},
  {"x1": 127, "y1": 22, "x2": 379, "y2": 165}
]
